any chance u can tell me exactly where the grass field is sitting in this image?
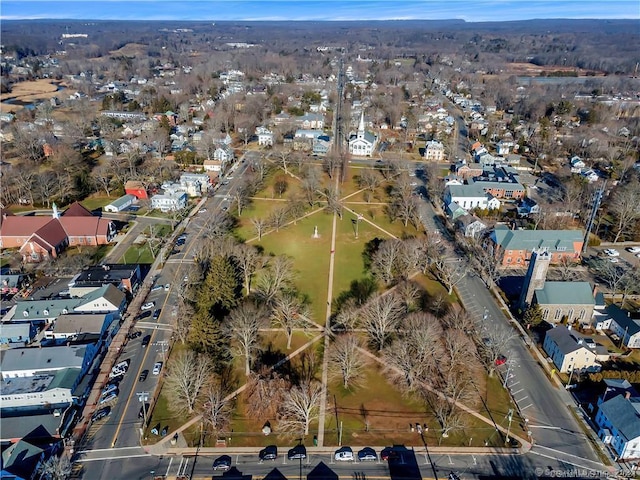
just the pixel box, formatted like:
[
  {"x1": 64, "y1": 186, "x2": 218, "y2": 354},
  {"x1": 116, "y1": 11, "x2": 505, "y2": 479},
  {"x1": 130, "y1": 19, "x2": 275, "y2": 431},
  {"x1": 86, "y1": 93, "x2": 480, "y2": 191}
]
[{"x1": 120, "y1": 244, "x2": 155, "y2": 264}]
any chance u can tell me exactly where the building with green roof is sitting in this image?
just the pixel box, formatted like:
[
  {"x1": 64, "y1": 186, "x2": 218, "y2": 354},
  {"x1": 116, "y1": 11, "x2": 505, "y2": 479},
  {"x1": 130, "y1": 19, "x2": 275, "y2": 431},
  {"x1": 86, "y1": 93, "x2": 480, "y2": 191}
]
[{"x1": 534, "y1": 281, "x2": 595, "y2": 325}]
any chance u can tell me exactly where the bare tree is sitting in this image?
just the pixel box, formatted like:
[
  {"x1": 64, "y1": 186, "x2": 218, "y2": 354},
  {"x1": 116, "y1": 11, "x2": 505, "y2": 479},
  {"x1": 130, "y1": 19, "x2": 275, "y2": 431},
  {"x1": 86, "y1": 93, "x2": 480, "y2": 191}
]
[
  {"x1": 271, "y1": 293, "x2": 310, "y2": 349},
  {"x1": 164, "y1": 350, "x2": 212, "y2": 415},
  {"x1": 268, "y1": 206, "x2": 289, "y2": 232},
  {"x1": 327, "y1": 334, "x2": 368, "y2": 389},
  {"x1": 251, "y1": 217, "x2": 268, "y2": 241},
  {"x1": 233, "y1": 244, "x2": 266, "y2": 296},
  {"x1": 225, "y1": 301, "x2": 268, "y2": 376},
  {"x1": 324, "y1": 185, "x2": 343, "y2": 219},
  {"x1": 332, "y1": 297, "x2": 361, "y2": 332},
  {"x1": 201, "y1": 380, "x2": 232, "y2": 434},
  {"x1": 175, "y1": 298, "x2": 195, "y2": 344},
  {"x1": 479, "y1": 327, "x2": 515, "y2": 376},
  {"x1": 608, "y1": 180, "x2": 640, "y2": 243},
  {"x1": 275, "y1": 147, "x2": 292, "y2": 175},
  {"x1": 92, "y1": 165, "x2": 115, "y2": 197},
  {"x1": 245, "y1": 367, "x2": 291, "y2": 419},
  {"x1": 361, "y1": 293, "x2": 404, "y2": 351},
  {"x1": 371, "y1": 239, "x2": 406, "y2": 285},
  {"x1": 37, "y1": 454, "x2": 72, "y2": 480},
  {"x1": 357, "y1": 168, "x2": 381, "y2": 197},
  {"x1": 590, "y1": 258, "x2": 633, "y2": 304},
  {"x1": 432, "y1": 258, "x2": 467, "y2": 295},
  {"x1": 278, "y1": 380, "x2": 323, "y2": 436},
  {"x1": 254, "y1": 255, "x2": 295, "y2": 306},
  {"x1": 323, "y1": 152, "x2": 342, "y2": 179}
]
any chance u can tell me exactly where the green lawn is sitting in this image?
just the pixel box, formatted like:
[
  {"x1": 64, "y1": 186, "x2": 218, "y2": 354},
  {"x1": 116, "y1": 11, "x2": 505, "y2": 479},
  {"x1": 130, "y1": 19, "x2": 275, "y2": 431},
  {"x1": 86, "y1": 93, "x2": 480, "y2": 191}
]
[
  {"x1": 119, "y1": 244, "x2": 155, "y2": 264},
  {"x1": 236, "y1": 198, "x2": 293, "y2": 242},
  {"x1": 253, "y1": 212, "x2": 333, "y2": 323},
  {"x1": 79, "y1": 196, "x2": 113, "y2": 211}
]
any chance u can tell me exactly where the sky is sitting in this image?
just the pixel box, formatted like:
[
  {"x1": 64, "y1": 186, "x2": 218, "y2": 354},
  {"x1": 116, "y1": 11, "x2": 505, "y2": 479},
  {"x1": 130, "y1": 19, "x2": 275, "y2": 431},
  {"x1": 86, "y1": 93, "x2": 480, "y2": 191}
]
[{"x1": 1, "y1": 0, "x2": 638, "y2": 22}]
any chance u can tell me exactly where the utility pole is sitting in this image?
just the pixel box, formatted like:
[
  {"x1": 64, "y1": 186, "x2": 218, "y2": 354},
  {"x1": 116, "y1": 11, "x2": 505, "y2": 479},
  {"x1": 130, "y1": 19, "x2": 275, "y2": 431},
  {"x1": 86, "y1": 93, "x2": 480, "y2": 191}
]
[{"x1": 137, "y1": 391, "x2": 149, "y2": 440}]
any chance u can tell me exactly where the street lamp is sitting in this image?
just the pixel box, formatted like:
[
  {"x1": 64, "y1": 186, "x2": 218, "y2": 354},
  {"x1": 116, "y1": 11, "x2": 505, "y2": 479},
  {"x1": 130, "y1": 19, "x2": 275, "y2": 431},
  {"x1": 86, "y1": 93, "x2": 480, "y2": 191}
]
[{"x1": 419, "y1": 426, "x2": 438, "y2": 480}]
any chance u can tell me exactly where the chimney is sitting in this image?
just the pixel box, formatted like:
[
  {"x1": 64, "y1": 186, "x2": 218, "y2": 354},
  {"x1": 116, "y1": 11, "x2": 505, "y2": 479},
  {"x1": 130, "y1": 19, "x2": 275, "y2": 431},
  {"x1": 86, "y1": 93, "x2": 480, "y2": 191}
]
[
  {"x1": 626, "y1": 391, "x2": 631, "y2": 400},
  {"x1": 593, "y1": 284, "x2": 598, "y2": 296}
]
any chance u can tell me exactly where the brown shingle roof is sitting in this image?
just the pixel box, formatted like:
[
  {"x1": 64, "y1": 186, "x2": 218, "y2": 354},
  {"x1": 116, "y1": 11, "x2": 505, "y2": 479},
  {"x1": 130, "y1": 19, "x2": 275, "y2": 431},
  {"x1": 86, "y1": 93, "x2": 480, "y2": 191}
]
[{"x1": 33, "y1": 219, "x2": 67, "y2": 248}]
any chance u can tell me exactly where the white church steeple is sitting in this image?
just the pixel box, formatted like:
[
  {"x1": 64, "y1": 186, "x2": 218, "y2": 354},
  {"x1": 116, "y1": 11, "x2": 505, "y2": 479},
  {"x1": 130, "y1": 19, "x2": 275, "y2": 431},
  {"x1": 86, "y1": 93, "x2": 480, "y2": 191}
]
[{"x1": 357, "y1": 112, "x2": 365, "y2": 139}]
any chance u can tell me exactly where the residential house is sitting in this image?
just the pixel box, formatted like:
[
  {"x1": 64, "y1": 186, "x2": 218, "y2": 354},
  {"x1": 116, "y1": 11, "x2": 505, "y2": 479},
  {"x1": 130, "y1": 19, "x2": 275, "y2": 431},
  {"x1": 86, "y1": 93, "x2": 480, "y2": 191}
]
[
  {"x1": 313, "y1": 135, "x2": 331, "y2": 156},
  {"x1": 0, "y1": 203, "x2": 116, "y2": 263},
  {"x1": 150, "y1": 191, "x2": 187, "y2": 212},
  {"x1": 594, "y1": 305, "x2": 640, "y2": 349},
  {"x1": 543, "y1": 325, "x2": 607, "y2": 373},
  {"x1": 445, "y1": 202, "x2": 468, "y2": 221},
  {"x1": 203, "y1": 159, "x2": 223, "y2": 172},
  {"x1": 257, "y1": 127, "x2": 274, "y2": 147},
  {"x1": 0, "y1": 438, "x2": 46, "y2": 480},
  {"x1": 124, "y1": 180, "x2": 148, "y2": 200},
  {"x1": 455, "y1": 214, "x2": 488, "y2": 239},
  {"x1": 597, "y1": 379, "x2": 640, "y2": 407},
  {"x1": 104, "y1": 194, "x2": 136, "y2": 213},
  {"x1": 517, "y1": 197, "x2": 541, "y2": 217},
  {"x1": 294, "y1": 130, "x2": 323, "y2": 152},
  {"x1": 68, "y1": 284, "x2": 126, "y2": 314},
  {"x1": 348, "y1": 113, "x2": 378, "y2": 157},
  {"x1": 443, "y1": 184, "x2": 501, "y2": 212},
  {"x1": 534, "y1": 281, "x2": 596, "y2": 325},
  {"x1": 213, "y1": 144, "x2": 234, "y2": 164},
  {"x1": 595, "y1": 394, "x2": 640, "y2": 460},
  {"x1": 570, "y1": 156, "x2": 586, "y2": 172},
  {"x1": 179, "y1": 173, "x2": 210, "y2": 197},
  {"x1": 424, "y1": 140, "x2": 445, "y2": 162},
  {"x1": 298, "y1": 113, "x2": 325, "y2": 130},
  {"x1": 488, "y1": 225, "x2": 583, "y2": 267}
]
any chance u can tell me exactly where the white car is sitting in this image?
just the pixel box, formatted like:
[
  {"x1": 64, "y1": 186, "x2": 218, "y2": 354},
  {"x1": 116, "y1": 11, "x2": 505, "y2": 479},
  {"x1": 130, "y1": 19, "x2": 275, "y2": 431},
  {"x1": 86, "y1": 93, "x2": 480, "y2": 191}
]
[
  {"x1": 164, "y1": 283, "x2": 170, "y2": 291},
  {"x1": 141, "y1": 301, "x2": 155, "y2": 311},
  {"x1": 604, "y1": 249, "x2": 620, "y2": 257},
  {"x1": 609, "y1": 257, "x2": 620, "y2": 263},
  {"x1": 626, "y1": 247, "x2": 640, "y2": 254},
  {"x1": 334, "y1": 447, "x2": 354, "y2": 461},
  {"x1": 152, "y1": 361, "x2": 163, "y2": 375}
]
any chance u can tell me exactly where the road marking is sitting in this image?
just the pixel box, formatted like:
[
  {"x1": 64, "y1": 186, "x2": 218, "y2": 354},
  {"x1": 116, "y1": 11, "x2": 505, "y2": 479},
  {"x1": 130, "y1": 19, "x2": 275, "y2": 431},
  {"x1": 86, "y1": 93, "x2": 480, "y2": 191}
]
[
  {"x1": 78, "y1": 446, "x2": 142, "y2": 453},
  {"x1": 509, "y1": 381, "x2": 520, "y2": 387},
  {"x1": 165, "y1": 457, "x2": 173, "y2": 477},
  {"x1": 529, "y1": 425, "x2": 561, "y2": 430},
  {"x1": 512, "y1": 389, "x2": 524, "y2": 395},
  {"x1": 529, "y1": 450, "x2": 610, "y2": 473},
  {"x1": 520, "y1": 403, "x2": 533, "y2": 410},
  {"x1": 77, "y1": 454, "x2": 151, "y2": 462},
  {"x1": 516, "y1": 396, "x2": 529, "y2": 403}
]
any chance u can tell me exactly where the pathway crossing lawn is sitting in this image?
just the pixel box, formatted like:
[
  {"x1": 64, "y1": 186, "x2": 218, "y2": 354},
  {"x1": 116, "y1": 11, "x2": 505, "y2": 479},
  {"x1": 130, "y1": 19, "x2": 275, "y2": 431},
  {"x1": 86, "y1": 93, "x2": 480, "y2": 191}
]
[
  {"x1": 236, "y1": 198, "x2": 291, "y2": 242},
  {"x1": 345, "y1": 203, "x2": 422, "y2": 239},
  {"x1": 255, "y1": 213, "x2": 333, "y2": 323}
]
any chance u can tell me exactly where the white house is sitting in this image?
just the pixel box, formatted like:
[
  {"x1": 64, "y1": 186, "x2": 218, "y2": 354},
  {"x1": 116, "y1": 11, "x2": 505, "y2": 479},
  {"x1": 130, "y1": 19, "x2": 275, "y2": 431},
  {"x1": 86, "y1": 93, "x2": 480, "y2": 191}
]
[
  {"x1": 213, "y1": 145, "x2": 234, "y2": 163},
  {"x1": 348, "y1": 113, "x2": 378, "y2": 157},
  {"x1": 298, "y1": 113, "x2": 324, "y2": 130},
  {"x1": 257, "y1": 127, "x2": 274, "y2": 147},
  {"x1": 203, "y1": 159, "x2": 223, "y2": 172},
  {"x1": 570, "y1": 156, "x2": 586, "y2": 172},
  {"x1": 151, "y1": 191, "x2": 188, "y2": 212},
  {"x1": 424, "y1": 140, "x2": 445, "y2": 162},
  {"x1": 104, "y1": 194, "x2": 136, "y2": 213},
  {"x1": 543, "y1": 326, "x2": 607, "y2": 373},
  {"x1": 0, "y1": 367, "x2": 81, "y2": 409},
  {"x1": 179, "y1": 173, "x2": 210, "y2": 197},
  {"x1": 443, "y1": 184, "x2": 501, "y2": 211},
  {"x1": 595, "y1": 394, "x2": 640, "y2": 460},
  {"x1": 73, "y1": 284, "x2": 126, "y2": 314},
  {"x1": 595, "y1": 306, "x2": 640, "y2": 349}
]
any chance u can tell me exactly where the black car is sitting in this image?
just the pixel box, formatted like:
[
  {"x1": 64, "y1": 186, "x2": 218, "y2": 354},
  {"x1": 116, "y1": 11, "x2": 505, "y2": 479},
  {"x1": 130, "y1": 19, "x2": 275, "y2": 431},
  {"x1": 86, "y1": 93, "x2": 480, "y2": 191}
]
[
  {"x1": 141, "y1": 335, "x2": 151, "y2": 348},
  {"x1": 138, "y1": 403, "x2": 149, "y2": 419},
  {"x1": 136, "y1": 311, "x2": 152, "y2": 321},
  {"x1": 92, "y1": 406, "x2": 111, "y2": 422},
  {"x1": 212, "y1": 455, "x2": 232, "y2": 471},
  {"x1": 138, "y1": 369, "x2": 149, "y2": 382},
  {"x1": 259, "y1": 445, "x2": 278, "y2": 461},
  {"x1": 357, "y1": 447, "x2": 377, "y2": 462},
  {"x1": 128, "y1": 330, "x2": 142, "y2": 339},
  {"x1": 287, "y1": 445, "x2": 307, "y2": 460},
  {"x1": 152, "y1": 308, "x2": 162, "y2": 320}
]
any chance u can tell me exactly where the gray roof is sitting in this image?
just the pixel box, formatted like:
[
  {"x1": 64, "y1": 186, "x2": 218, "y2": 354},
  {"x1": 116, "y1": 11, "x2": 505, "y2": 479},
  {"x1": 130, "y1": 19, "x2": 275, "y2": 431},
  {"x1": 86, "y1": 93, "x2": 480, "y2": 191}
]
[
  {"x1": 1, "y1": 345, "x2": 87, "y2": 374},
  {"x1": 447, "y1": 183, "x2": 487, "y2": 198},
  {"x1": 52, "y1": 313, "x2": 110, "y2": 334},
  {"x1": 606, "y1": 305, "x2": 640, "y2": 337},
  {"x1": 76, "y1": 284, "x2": 125, "y2": 311},
  {"x1": 545, "y1": 326, "x2": 590, "y2": 355},
  {"x1": 106, "y1": 194, "x2": 135, "y2": 208},
  {"x1": 599, "y1": 394, "x2": 640, "y2": 442},
  {"x1": 0, "y1": 322, "x2": 31, "y2": 338},
  {"x1": 13, "y1": 298, "x2": 82, "y2": 320},
  {"x1": 0, "y1": 412, "x2": 63, "y2": 442},
  {"x1": 491, "y1": 225, "x2": 583, "y2": 252},
  {"x1": 535, "y1": 281, "x2": 595, "y2": 306}
]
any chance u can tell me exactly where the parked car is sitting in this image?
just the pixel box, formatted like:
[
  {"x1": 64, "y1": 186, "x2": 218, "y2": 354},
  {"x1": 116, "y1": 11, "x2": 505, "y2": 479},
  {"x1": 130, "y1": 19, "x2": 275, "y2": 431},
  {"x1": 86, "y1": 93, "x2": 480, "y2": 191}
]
[
  {"x1": 609, "y1": 257, "x2": 620, "y2": 263},
  {"x1": 164, "y1": 283, "x2": 170, "y2": 291},
  {"x1": 357, "y1": 447, "x2": 377, "y2": 462},
  {"x1": 626, "y1": 247, "x2": 640, "y2": 254},
  {"x1": 151, "y1": 285, "x2": 162, "y2": 292},
  {"x1": 136, "y1": 311, "x2": 152, "y2": 321},
  {"x1": 380, "y1": 447, "x2": 398, "y2": 461},
  {"x1": 101, "y1": 384, "x2": 118, "y2": 397},
  {"x1": 334, "y1": 446, "x2": 354, "y2": 461},
  {"x1": 152, "y1": 309, "x2": 162, "y2": 320},
  {"x1": 127, "y1": 330, "x2": 142, "y2": 339},
  {"x1": 213, "y1": 455, "x2": 232, "y2": 471},
  {"x1": 139, "y1": 369, "x2": 149, "y2": 382},
  {"x1": 199, "y1": 209, "x2": 207, "y2": 214},
  {"x1": 141, "y1": 302, "x2": 155, "y2": 310},
  {"x1": 92, "y1": 406, "x2": 111, "y2": 422},
  {"x1": 141, "y1": 335, "x2": 151, "y2": 348},
  {"x1": 604, "y1": 248, "x2": 620, "y2": 257},
  {"x1": 495, "y1": 355, "x2": 507, "y2": 366},
  {"x1": 287, "y1": 445, "x2": 307, "y2": 460},
  {"x1": 152, "y1": 361, "x2": 163, "y2": 375},
  {"x1": 259, "y1": 445, "x2": 278, "y2": 461},
  {"x1": 99, "y1": 392, "x2": 118, "y2": 405}
]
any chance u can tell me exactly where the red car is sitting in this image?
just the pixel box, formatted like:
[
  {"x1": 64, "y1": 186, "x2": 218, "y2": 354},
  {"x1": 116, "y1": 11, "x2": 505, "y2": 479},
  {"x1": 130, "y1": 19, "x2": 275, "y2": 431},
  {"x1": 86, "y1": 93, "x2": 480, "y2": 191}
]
[{"x1": 495, "y1": 355, "x2": 507, "y2": 366}]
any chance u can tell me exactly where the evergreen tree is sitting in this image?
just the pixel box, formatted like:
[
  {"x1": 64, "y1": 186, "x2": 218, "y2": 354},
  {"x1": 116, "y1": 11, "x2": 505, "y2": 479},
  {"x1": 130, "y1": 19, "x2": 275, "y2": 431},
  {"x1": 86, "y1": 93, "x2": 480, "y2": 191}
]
[
  {"x1": 523, "y1": 303, "x2": 544, "y2": 328},
  {"x1": 188, "y1": 311, "x2": 230, "y2": 365},
  {"x1": 198, "y1": 255, "x2": 241, "y2": 318}
]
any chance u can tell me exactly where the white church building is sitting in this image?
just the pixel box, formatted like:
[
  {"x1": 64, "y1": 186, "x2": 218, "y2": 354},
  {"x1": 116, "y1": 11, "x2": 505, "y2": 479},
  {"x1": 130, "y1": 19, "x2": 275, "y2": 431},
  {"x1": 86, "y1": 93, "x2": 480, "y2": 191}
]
[{"x1": 349, "y1": 112, "x2": 378, "y2": 157}]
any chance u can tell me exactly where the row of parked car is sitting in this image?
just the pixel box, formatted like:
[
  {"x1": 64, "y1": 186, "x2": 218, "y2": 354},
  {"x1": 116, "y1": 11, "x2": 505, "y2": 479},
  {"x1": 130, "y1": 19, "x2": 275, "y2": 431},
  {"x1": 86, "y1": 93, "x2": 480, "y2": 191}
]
[{"x1": 212, "y1": 445, "x2": 386, "y2": 471}]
